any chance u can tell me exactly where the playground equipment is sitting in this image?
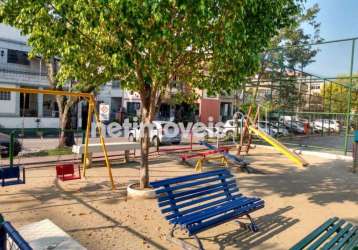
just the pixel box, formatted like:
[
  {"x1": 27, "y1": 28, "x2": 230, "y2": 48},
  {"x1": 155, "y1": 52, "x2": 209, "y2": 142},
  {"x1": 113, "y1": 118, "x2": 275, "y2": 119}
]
[
  {"x1": 180, "y1": 147, "x2": 229, "y2": 172},
  {"x1": 237, "y1": 106, "x2": 258, "y2": 155},
  {"x1": 0, "y1": 133, "x2": 26, "y2": 187},
  {"x1": 237, "y1": 105, "x2": 308, "y2": 167},
  {"x1": 200, "y1": 141, "x2": 250, "y2": 172},
  {"x1": 55, "y1": 131, "x2": 82, "y2": 182},
  {"x1": 0, "y1": 86, "x2": 115, "y2": 189},
  {"x1": 56, "y1": 162, "x2": 81, "y2": 181},
  {"x1": 249, "y1": 126, "x2": 309, "y2": 167},
  {"x1": 0, "y1": 165, "x2": 26, "y2": 187},
  {"x1": 150, "y1": 169, "x2": 264, "y2": 250}
]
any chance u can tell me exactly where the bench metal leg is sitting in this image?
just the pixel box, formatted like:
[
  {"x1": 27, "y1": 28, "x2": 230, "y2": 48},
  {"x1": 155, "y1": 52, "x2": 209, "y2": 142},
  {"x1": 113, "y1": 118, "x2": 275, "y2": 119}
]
[
  {"x1": 168, "y1": 225, "x2": 204, "y2": 250},
  {"x1": 170, "y1": 225, "x2": 177, "y2": 238},
  {"x1": 192, "y1": 234, "x2": 204, "y2": 250},
  {"x1": 238, "y1": 214, "x2": 259, "y2": 232},
  {"x1": 246, "y1": 214, "x2": 259, "y2": 232}
]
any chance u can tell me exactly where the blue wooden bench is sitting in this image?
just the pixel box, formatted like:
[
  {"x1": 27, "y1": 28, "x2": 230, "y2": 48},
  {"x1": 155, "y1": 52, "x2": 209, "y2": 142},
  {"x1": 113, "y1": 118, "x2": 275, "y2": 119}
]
[
  {"x1": 290, "y1": 217, "x2": 358, "y2": 250},
  {"x1": 150, "y1": 169, "x2": 264, "y2": 249}
]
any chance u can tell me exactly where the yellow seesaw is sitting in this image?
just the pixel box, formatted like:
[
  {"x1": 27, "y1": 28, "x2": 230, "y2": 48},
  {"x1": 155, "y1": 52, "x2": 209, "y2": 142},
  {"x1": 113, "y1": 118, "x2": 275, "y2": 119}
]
[
  {"x1": 249, "y1": 126, "x2": 309, "y2": 167},
  {"x1": 194, "y1": 155, "x2": 229, "y2": 172}
]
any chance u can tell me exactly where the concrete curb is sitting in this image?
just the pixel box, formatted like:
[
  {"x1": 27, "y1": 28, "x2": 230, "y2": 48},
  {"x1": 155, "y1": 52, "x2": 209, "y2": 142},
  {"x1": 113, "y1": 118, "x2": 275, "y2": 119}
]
[
  {"x1": 254, "y1": 144, "x2": 352, "y2": 161},
  {"x1": 127, "y1": 183, "x2": 156, "y2": 199}
]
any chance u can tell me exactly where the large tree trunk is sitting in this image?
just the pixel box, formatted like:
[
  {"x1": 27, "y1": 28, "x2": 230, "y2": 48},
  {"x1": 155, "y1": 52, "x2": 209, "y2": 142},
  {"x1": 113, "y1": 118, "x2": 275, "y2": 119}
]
[
  {"x1": 57, "y1": 98, "x2": 76, "y2": 148},
  {"x1": 47, "y1": 58, "x2": 76, "y2": 148},
  {"x1": 139, "y1": 83, "x2": 159, "y2": 188}
]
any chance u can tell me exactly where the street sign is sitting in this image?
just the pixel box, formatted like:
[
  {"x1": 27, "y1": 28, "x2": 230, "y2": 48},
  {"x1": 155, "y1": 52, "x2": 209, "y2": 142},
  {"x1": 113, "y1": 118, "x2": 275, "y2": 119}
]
[{"x1": 99, "y1": 103, "x2": 110, "y2": 121}]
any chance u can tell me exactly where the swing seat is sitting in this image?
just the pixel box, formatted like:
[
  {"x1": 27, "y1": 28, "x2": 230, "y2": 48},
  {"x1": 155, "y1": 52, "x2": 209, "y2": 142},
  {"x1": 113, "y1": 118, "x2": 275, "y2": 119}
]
[
  {"x1": 0, "y1": 165, "x2": 26, "y2": 187},
  {"x1": 56, "y1": 163, "x2": 81, "y2": 181}
]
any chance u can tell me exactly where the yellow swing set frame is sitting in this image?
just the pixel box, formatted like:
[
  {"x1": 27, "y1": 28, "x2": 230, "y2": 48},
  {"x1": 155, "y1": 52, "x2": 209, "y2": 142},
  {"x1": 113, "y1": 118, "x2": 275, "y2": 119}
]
[{"x1": 0, "y1": 86, "x2": 115, "y2": 189}]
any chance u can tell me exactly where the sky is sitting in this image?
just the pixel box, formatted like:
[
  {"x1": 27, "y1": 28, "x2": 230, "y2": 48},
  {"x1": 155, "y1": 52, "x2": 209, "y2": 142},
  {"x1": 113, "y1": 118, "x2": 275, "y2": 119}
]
[{"x1": 302, "y1": 0, "x2": 358, "y2": 78}]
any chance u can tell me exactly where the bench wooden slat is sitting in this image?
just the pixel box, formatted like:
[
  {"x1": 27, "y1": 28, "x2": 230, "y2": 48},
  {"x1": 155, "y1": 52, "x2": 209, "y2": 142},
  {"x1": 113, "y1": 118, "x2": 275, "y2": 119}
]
[
  {"x1": 166, "y1": 193, "x2": 243, "y2": 222},
  {"x1": 155, "y1": 174, "x2": 232, "y2": 195},
  {"x1": 321, "y1": 223, "x2": 353, "y2": 250},
  {"x1": 158, "y1": 183, "x2": 239, "y2": 207},
  {"x1": 331, "y1": 226, "x2": 358, "y2": 250},
  {"x1": 177, "y1": 197, "x2": 261, "y2": 226},
  {"x1": 150, "y1": 169, "x2": 231, "y2": 188},
  {"x1": 161, "y1": 187, "x2": 239, "y2": 214},
  {"x1": 307, "y1": 219, "x2": 346, "y2": 250},
  {"x1": 290, "y1": 217, "x2": 339, "y2": 250},
  {"x1": 342, "y1": 230, "x2": 358, "y2": 250},
  {"x1": 158, "y1": 180, "x2": 236, "y2": 202},
  {"x1": 187, "y1": 201, "x2": 264, "y2": 235}
]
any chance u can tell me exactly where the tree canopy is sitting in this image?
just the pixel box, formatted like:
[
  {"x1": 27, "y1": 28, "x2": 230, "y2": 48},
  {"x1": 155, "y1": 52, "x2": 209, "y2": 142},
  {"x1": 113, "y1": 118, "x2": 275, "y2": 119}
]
[
  {"x1": 321, "y1": 75, "x2": 358, "y2": 113},
  {"x1": 0, "y1": 0, "x2": 302, "y2": 187},
  {"x1": 1, "y1": 0, "x2": 301, "y2": 96}
]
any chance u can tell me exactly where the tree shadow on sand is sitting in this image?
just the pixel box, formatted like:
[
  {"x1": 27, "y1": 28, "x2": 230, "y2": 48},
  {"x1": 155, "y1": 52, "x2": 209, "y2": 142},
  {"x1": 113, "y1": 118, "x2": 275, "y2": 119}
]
[
  {"x1": 238, "y1": 159, "x2": 358, "y2": 206},
  {"x1": 194, "y1": 206, "x2": 299, "y2": 249}
]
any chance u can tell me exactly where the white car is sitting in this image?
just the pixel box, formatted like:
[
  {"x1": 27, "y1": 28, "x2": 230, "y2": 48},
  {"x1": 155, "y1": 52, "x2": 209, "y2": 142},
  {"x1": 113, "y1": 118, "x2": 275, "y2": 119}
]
[
  {"x1": 313, "y1": 119, "x2": 341, "y2": 132},
  {"x1": 202, "y1": 119, "x2": 243, "y2": 139},
  {"x1": 222, "y1": 119, "x2": 243, "y2": 137},
  {"x1": 128, "y1": 121, "x2": 181, "y2": 146}
]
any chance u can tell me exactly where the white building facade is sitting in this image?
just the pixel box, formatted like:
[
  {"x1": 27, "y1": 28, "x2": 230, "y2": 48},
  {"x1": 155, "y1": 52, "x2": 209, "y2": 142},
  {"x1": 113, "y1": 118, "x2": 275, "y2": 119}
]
[{"x1": 0, "y1": 24, "x2": 141, "y2": 129}]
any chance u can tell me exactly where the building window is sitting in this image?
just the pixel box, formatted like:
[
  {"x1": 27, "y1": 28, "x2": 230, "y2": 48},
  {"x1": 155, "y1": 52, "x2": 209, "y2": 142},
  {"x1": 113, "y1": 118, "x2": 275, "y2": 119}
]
[
  {"x1": 127, "y1": 102, "x2": 140, "y2": 116},
  {"x1": 112, "y1": 80, "x2": 120, "y2": 89},
  {"x1": 0, "y1": 91, "x2": 11, "y2": 101},
  {"x1": 7, "y1": 49, "x2": 30, "y2": 65}
]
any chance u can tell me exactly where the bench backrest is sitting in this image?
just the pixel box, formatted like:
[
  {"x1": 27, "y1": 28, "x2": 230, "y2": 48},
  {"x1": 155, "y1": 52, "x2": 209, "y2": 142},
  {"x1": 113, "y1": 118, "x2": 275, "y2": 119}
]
[{"x1": 150, "y1": 169, "x2": 241, "y2": 224}]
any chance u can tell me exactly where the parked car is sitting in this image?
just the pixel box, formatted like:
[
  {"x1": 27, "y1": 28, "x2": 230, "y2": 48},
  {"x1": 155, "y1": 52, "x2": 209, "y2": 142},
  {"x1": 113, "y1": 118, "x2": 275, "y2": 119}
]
[
  {"x1": 282, "y1": 120, "x2": 305, "y2": 134},
  {"x1": 270, "y1": 122, "x2": 290, "y2": 136},
  {"x1": 128, "y1": 121, "x2": 181, "y2": 147},
  {"x1": 222, "y1": 119, "x2": 243, "y2": 137},
  {"x1": 257, "y1": 121, "x2": 278, "y2": 137},
  {"x1": 312, "y1": 119, "x2": 341, "y2": 133},
  {"x1": 201, "y1": 119, "x2": 243, "y2": 139},
  {"x1": 0, "y1": 132, "x2": 22, "y2": 157}
]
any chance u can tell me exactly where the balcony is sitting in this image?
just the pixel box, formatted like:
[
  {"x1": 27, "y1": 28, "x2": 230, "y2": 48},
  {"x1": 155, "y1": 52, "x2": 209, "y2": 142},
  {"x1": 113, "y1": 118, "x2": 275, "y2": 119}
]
[{"x1": 0, "y1": 64, "x2": 49, "y2": 86}]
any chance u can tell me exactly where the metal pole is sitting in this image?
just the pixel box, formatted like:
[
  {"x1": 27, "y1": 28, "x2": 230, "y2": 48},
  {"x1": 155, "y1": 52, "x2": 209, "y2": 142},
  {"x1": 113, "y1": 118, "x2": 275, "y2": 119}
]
[
  {"x1": 323, "y1": 80, "x2": 326, "y2": 112},
  {"x1": 92, "y1": 99, "x2": 115, "y2": 190},
  {"x1": 9, "y1": 131, "x2": 14, "y2": 167},
  {"x1": 344, "y1": 39, "x2": 355, "y2": 155},
  {"x1": 83, "y1": 101, "x2": 93, "y2": 177}
]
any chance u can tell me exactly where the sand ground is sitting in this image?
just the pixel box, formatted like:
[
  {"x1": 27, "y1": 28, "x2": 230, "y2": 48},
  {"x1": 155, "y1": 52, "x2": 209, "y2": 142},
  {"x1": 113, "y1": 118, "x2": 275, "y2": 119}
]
[{"x1": 1, "y1": 147, "x2": 358, "y2": 250}]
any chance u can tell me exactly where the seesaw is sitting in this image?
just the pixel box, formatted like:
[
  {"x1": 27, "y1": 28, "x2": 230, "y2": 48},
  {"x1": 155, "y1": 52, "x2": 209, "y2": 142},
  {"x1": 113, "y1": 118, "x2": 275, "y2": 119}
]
[
  {"x1": 180, "y1": 147, "x2": 230, "y2": 172},
  {"x1": 200, "y1": 141, "x2": 252, "y2": 173}
]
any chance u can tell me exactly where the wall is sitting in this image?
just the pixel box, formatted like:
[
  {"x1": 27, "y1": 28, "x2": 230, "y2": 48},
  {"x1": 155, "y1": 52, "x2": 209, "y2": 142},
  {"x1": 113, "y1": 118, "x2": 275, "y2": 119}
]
[
  {"x1": 199, "y1": 98, "x2": 220, "y2": 123},
  {"x1": 0, "y1": 83, "x2": 18, "y2": 116},
  {"x1": 0, "y1": 117, "x2": 59, "y2": 129}
]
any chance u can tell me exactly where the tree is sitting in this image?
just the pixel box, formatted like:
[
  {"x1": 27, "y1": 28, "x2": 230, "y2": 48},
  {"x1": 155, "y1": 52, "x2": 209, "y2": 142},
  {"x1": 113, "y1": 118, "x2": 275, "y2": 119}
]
[
  {"x1": 0, "y1": 0, "x2": 301, "y2": 188},
  {"x1": 251, "y1": 3, "x2": 322, "y2": 104},
  {"x1": 321, "y1": 75, "x2": 358, "y2": 113},
  {"x1": 46, "y1": 58, "x2": 77, "y2": 147}
]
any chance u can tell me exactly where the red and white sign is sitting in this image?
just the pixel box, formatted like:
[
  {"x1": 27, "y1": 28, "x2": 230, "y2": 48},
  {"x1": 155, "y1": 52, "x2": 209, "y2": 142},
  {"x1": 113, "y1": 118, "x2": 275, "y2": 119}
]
[{"x1": 99, "y1": 103, "x2": 110, "y2": 121}]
